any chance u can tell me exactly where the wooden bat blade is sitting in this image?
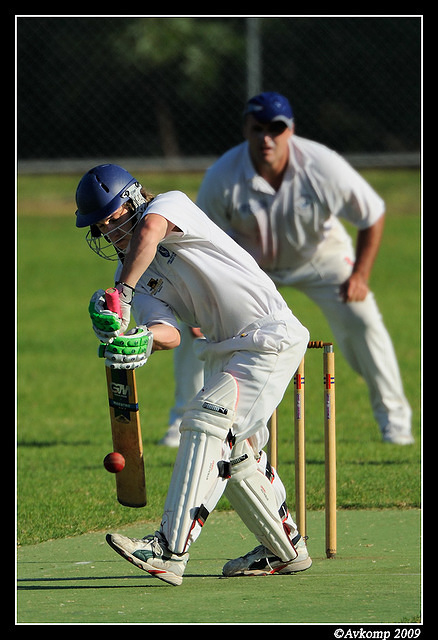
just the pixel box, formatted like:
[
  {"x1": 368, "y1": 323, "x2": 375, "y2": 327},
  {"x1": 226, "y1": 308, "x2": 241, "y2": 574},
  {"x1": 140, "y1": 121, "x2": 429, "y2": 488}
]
[
  {"x1": 106, "y1": 366, "x2": 147, "y2": 507},
  {"x1": 104, "y1": 287, "x2": 146, "y2": 507}
]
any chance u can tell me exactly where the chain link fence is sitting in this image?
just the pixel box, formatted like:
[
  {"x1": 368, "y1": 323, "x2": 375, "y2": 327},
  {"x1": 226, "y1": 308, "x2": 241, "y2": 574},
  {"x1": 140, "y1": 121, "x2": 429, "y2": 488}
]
[{"x1": 17, "y1": 16, "x2": 421, "y2": 172}]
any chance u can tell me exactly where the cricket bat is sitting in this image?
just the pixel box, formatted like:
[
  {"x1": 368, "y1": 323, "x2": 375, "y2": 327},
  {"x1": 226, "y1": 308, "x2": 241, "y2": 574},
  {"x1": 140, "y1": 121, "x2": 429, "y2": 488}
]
[{"x1": 104, "y1": 287, "x2": 147, "y2": 507}]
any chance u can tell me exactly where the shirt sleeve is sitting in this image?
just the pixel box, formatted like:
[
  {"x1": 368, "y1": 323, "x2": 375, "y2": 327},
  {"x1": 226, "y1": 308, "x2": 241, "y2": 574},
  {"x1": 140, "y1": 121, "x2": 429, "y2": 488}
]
[
  {"x1": 313, "y1": 150, "x2": 386, "y2": 229},
  {"x1": 131, "y1": 291, "x2": 180, "y2": 331},
  {"x1": 196, "y1": 165, "x2": 231, "y2": 231}
]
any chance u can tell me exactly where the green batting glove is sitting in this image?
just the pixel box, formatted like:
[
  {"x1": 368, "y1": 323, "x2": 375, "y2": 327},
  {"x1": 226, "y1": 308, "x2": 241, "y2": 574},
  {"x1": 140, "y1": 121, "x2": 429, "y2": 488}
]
[
  {"x1": 99, "y1": 326, "x2": 153, "y2": 369},
  {"x1": 89, "y1": 289, "x2": 122, "y2": 341}
]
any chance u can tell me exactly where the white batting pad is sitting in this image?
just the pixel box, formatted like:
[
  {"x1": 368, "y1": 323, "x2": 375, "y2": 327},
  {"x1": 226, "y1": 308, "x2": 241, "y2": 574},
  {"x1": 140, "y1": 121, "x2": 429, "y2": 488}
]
[
  {"x1": 225, "y1": 440, "x2": 298, "y2": 562},
  {"x1": 160, "y1": 372, "x2": 238, "y2": 554}
]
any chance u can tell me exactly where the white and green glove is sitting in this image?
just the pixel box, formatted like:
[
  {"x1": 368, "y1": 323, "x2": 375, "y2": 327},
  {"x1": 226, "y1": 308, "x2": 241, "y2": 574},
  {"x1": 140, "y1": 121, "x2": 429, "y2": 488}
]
[
  {"x1": 88, "y1": 282, "x2": 134, "y2": 342},
  {"x1": 98, "y1": 326, "x2": 153, "y2": 369}
]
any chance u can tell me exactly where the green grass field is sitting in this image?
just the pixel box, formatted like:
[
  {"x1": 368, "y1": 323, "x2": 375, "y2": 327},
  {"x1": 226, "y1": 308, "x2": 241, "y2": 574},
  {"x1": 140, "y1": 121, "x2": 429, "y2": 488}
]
[{"x1": 16, "y1": 169, "x2": 422, "y2": 624}]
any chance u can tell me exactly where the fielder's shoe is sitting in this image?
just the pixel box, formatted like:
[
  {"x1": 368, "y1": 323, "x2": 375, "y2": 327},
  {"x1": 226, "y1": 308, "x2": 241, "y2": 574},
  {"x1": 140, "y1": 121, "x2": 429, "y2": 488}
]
[
  {"x1": 222, "y1": 535, "x2": 312, "y2": 577},
  {"x1": 158, "y1": 422, "x2": 181, "y2": 447},
  {"x1": 382, "y1": 425, "x2": 414, "y2": 445},
  {"x1": 106, "y1": 531, "x2": 188, "y2": 586}
]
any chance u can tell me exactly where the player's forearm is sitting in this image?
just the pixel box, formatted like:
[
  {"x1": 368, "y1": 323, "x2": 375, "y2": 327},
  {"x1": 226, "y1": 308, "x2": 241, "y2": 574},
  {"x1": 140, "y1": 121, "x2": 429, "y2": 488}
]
[
  {"x1": 119, "y1": 234, "x2": 160, "y2": 289},
  {"x1": 118, "y1": 214, "x2": 169, "y2": 289},
  {"x1": 353, "y1": 214, "x2": 385, "y2": 281},
  {"x1": 119, "y1": 243, "x2": 156, "y2": 289},
  {"x1": 148, "y1": 323, "x2": 181, "y2": 351}
]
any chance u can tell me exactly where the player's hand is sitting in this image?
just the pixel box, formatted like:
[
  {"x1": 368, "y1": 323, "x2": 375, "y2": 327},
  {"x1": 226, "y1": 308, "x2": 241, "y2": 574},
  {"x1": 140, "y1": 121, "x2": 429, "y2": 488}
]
[
  {"x1": 114, "y1": 281, "x2": 134, "y2": 335},
  {"x1": 89, "y1": 283, "x2": 133, "y2": 342},
  {"x1": 99, "y1": 326, "x2": 153, "y2": 369},
  {"x1": 339, "y1": 273, "x2": 369, "y2": 303},
  {"x1": 89, "y1": 289, "x2": 123, "y2": 342}
]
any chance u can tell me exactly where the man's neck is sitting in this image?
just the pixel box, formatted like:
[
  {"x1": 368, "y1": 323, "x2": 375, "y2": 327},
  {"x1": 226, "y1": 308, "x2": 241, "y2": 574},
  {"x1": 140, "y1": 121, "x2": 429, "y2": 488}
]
[{"x1": 258, "y1": 157, "x2": 289, "y2": 191}]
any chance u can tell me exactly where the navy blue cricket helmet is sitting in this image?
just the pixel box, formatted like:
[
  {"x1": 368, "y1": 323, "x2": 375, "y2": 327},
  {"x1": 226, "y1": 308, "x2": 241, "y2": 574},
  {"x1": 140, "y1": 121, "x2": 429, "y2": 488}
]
[
  {"x1": 75, "y1": 164, "x2": 147, "y2": 261},
  {"x1": 75, "y1": 164, "x2": 140, "y2": 228}
]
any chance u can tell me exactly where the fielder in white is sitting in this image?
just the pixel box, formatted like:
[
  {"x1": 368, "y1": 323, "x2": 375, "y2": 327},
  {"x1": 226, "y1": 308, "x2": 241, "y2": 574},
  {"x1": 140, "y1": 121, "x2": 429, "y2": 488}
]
[
  {"x1": 75, "y1": 163, "x2": 312, "y2": 586},
  {"x1": 165, "y1": 92, "x2": 413, "y2": 447}
]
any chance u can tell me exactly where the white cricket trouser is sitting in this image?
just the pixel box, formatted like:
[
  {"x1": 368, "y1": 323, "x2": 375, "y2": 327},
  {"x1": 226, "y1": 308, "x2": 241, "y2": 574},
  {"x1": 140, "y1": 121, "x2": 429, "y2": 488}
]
[
  {"x1": 168, "y1": 323, "x2": 205, "y2": 428},
  {"x1": 268, "y1": 232, "x2": 412, "y2": 435},
  {"x1": 194, "y1": 310, "x2": 309, "y2": 447}
]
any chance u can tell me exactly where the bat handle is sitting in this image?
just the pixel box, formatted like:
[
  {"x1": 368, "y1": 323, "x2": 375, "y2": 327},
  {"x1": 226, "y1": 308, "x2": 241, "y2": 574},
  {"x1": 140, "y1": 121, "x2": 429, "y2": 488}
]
[{"x1": 105, "y1": 287, "x2": 122, "y2": 319}]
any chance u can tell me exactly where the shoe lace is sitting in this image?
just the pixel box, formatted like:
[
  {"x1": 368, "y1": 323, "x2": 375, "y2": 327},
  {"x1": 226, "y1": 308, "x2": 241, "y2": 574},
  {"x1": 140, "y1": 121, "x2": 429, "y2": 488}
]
[{"x1": 140, "y1": 534, "x2": 164, "y2": 557}]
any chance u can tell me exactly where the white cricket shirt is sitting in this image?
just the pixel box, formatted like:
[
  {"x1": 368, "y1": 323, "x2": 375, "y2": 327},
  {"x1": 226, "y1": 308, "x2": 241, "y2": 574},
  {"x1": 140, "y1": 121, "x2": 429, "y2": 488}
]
[
  {"x1": 123, "y1": 191, "x2": 291, "y2": 342},
  {"x1": 196, "y1": 135, "x2": 385, "y2": 271}
]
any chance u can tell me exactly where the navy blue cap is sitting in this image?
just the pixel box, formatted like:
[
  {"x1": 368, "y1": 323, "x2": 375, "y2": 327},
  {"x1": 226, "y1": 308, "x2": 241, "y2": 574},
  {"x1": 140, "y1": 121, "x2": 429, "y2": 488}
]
[{"x1": 244, "y1": 92, "x2": 293, "y2": 128}]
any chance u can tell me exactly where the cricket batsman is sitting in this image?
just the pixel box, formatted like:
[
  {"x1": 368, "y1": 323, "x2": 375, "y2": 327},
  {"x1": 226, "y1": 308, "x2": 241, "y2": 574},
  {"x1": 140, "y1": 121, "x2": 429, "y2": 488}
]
[{"x1": 75, "y1": 163, "x2": 312, "y2": 585}]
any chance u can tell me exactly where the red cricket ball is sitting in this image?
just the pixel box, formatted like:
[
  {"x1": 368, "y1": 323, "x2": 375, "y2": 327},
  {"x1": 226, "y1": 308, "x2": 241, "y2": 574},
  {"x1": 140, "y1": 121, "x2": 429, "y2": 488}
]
[{"x1": 103, "y1": 452, "x2": 125, "y2": 473}]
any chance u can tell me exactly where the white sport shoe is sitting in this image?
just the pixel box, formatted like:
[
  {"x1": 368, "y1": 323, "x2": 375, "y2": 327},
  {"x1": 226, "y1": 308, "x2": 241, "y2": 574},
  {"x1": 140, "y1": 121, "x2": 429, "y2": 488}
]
[
  {"x1": 158, "y1": 422, "x2": 181, "y2": 447},
  {"x1": 222, "y1": 535, "x2": 312, "y2": 577},
  {"x1": 106, "y1": 531, "x2": 189, "y2": 586},
  {"x1": 382, "y1": 425, "x2": 415, "y2": 445}
]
